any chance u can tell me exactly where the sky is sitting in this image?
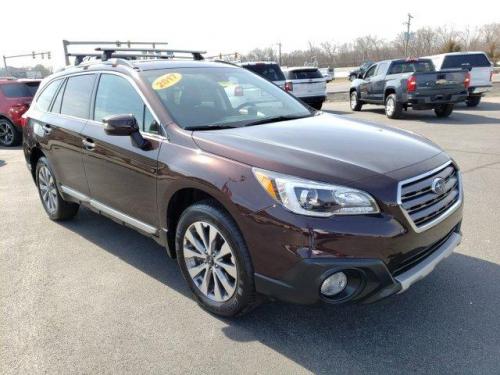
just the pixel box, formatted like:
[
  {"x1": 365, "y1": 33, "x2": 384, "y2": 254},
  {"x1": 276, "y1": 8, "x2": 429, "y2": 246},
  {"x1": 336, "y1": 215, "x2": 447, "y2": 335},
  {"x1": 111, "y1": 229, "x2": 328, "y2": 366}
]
[{"x1": 1, "y1": 0, "x2": 499, "y2": 69}]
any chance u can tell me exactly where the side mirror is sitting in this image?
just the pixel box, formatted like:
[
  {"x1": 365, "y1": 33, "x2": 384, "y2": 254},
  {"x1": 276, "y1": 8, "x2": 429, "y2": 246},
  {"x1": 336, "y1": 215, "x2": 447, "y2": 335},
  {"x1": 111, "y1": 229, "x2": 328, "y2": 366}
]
[
  {"x1": 103, "y1": 114, "x2": 139, "y2": 136},
  {"x1": 103, "y1": 114, "x2": 150, "y2": 150}
]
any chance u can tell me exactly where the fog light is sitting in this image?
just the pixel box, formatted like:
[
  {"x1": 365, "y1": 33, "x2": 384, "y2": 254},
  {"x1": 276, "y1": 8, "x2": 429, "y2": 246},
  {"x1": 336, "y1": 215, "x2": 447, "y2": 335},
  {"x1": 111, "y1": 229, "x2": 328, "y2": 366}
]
[{"x1": 321, "y1": 272, "x2": 348, "y2": 296}]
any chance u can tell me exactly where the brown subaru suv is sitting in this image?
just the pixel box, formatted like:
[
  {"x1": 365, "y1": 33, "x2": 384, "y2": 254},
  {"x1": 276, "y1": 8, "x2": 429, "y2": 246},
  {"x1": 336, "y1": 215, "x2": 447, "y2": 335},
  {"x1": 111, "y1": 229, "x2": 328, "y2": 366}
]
[{"x1": 23, "y1": 50, "x2": 463, "y2": 316}]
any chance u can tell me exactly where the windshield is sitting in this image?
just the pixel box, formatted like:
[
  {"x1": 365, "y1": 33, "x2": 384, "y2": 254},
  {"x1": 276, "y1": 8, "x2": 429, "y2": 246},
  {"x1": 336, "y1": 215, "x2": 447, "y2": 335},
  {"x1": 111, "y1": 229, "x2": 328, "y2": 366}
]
[
  {"x1": 142, "y1": 67, "x2": 312, "y2": 130},
  {"x1": 243, "y1": 64, "x2": 286, "y2": 82}
]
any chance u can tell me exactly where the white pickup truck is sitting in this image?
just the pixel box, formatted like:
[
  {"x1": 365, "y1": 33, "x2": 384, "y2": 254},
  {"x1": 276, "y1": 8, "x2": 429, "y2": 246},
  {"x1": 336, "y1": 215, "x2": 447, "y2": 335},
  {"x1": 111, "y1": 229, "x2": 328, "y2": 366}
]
[
  {"x1": 281, "y1": 67, "x2": 327, "y2": 110},
  {"x1": 424, "y1": 52, "x2": 493, "y2": 107}
]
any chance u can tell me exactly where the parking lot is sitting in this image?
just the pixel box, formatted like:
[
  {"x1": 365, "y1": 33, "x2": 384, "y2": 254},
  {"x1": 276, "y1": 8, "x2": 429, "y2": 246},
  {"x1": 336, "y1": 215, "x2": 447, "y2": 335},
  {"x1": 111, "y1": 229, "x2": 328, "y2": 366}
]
[{"x1": 1, "y1": 97, "x2": 500, "y2": 374}]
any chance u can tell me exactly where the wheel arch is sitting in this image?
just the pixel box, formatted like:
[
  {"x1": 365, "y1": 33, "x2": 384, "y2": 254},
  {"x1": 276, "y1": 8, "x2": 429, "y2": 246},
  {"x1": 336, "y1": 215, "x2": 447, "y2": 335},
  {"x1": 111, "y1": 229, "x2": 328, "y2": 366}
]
[
  {"x1": 165, "y1": 186, "x2": 240, "y2": 258},
  {"x1": 28, "y1": 146, "x2": 46, "y2": 180},
  {"x1": 384, "y1": 87, "x2": 396, "y2": 99}
]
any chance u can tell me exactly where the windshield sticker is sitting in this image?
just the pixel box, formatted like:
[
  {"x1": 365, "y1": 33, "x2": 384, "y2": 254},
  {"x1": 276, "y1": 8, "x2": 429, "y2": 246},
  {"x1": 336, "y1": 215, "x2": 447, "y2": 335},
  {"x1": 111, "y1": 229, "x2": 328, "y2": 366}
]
[{"x1": 152, "y1": 73, "x2": 182, "y2": 90}]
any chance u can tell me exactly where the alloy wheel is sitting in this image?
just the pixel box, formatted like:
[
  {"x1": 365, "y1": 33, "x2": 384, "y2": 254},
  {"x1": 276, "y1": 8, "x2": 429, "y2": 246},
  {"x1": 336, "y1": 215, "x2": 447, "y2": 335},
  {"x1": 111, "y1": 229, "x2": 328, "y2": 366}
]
[
  {"x1": 350, "y1": 92, "x2": 357, "y2": 110},
  {"x1": 38, "y1": 165, "x2": 58, "y2": 214},
  {"x1": 0, "y1": 120, "x2": 14, "y2": 146},
  {"x1": 386, "y1": 97, "x2": 395, "y2": 116},
  {"x1": 183, "y1": 221, "x2": 238, "y2": 302}
]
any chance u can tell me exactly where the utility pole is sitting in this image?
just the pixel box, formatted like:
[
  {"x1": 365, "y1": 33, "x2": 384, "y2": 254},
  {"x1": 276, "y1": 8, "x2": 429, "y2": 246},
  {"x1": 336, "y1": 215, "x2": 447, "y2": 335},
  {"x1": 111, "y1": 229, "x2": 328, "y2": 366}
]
[{"x1": 404, "y1": 13, "x2": 414, "y2": 57}]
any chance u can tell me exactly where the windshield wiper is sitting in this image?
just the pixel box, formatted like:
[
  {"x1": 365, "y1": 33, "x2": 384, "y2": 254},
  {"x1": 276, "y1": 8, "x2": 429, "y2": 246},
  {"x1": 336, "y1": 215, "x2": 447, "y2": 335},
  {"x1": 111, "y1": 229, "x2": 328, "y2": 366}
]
[
  {"x1": 243, "y1": 114, "x2": 312, "y2": 127},
  {"x1": 184, "y1": 124, "x2": 236, "y2": 131}
]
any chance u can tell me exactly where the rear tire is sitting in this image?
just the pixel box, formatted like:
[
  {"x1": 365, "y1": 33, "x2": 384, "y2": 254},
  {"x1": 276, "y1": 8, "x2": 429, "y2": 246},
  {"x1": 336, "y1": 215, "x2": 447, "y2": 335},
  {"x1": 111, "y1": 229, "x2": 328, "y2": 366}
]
[
  {"x1": 35, "y1": 157, "x2": 79, "y2": 221},
  {"x1": 434, "y1": 104, "x2": 454, "y2": 118},
  {"x1": 176, "y1": 200, "x2": 258, "y2": 317},
  {"x1": 466, "y1": 96, "x2": 481, "y2": 107},
  {"x1": 0, "y1": 118, "x2": 22, "y2": 147},
  {"x1": 385, "y1": 94, "x2": 402, "y2": 119},
  {"x1": 350, "y1": 91, "x2": 363, "y2": 111}
]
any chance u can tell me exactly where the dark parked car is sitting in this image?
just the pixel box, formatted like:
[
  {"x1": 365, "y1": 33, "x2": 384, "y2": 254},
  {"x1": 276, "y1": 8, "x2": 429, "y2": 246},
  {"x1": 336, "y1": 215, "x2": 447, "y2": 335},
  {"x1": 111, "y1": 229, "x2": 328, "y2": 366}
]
[
  {"x1": 23, "y1": 52, "x2": 463, "y2": 316},
  {"x1": 350, "y1": 58, "x2": 470, "y2": 118},
  {"x1": 348, "y1": 61, "x2": 373, "y2": 81},
  {"x1": 238, "y1": 61, "x2": 286, "y2": 89},
  {"x1": 0, "y1": 78, "x2": 40, "y2": 146}
]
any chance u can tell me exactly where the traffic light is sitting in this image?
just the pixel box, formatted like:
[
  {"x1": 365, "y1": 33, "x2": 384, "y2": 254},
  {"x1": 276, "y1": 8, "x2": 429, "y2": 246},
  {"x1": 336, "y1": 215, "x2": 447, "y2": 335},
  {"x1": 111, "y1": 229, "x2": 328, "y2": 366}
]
[
  {"x1": 47, "y1": 52, "x2": 51, "y2": 59},
  {"x1": 32, "y1": 51, "x2": 35, "y2": 59}
]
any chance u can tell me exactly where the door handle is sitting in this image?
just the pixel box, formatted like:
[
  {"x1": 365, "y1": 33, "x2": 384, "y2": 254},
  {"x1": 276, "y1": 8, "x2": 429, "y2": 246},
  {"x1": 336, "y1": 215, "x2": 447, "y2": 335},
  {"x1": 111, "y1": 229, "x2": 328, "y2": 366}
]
[
  {"x1": 82, "y1": 138, "x2": 95, "y2": 151},
  {"x1": 42, "y1": 124, "x2": 52, "y2": 134}
]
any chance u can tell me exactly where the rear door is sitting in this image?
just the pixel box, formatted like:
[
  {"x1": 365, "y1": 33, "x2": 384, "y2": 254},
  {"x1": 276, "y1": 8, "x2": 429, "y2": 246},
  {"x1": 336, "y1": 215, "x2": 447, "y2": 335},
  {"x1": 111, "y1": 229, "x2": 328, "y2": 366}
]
[
  {"x1": 31, "y1": 74, "x2": 95, "y2": 196},
  {"x1": 82, "y1": 73, "x2": 161, "y2": 229},
  {"x1": 287, "y1": 69, "x2": 326, "y2": 98},
  {"x1": 441, "y1": 53, "x2": 492, "y2": 87}
]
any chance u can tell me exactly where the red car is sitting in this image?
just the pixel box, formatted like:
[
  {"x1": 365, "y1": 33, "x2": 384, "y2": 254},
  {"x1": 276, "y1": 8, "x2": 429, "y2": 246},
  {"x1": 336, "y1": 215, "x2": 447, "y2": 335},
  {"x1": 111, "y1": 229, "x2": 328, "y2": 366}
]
[{"x1": 0, "y1": 78, "x2": 41, "y2": 146}]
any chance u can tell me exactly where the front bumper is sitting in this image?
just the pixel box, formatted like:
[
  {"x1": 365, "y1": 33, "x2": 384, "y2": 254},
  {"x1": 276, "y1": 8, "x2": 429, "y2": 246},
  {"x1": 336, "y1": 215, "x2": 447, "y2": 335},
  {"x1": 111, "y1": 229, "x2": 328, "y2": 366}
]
[{"x1": 255, "y1": 227, "x2": 461, "y2": 305}]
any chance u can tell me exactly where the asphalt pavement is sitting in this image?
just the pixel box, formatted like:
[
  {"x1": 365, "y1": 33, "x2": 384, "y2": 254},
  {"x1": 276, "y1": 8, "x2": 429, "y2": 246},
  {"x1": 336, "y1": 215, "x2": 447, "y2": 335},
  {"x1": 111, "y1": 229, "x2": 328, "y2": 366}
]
[{"x1": 1, "y1": 97, "x2": 500, "y2": 374}]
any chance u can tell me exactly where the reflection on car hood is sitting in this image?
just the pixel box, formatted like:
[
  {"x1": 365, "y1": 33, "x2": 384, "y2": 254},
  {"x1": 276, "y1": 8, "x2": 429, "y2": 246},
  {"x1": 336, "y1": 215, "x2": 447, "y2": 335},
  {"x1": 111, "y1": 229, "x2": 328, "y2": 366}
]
[{"x1": 192, "y1": 113, "x2": 443, "y2": 184}]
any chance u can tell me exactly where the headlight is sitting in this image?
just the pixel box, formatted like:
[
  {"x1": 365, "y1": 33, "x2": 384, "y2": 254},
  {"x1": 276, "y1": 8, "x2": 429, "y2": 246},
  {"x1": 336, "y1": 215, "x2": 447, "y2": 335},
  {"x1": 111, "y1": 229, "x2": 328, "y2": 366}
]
[{"x1": 253, "y1": 168, "x2": 379, "y2": 217}]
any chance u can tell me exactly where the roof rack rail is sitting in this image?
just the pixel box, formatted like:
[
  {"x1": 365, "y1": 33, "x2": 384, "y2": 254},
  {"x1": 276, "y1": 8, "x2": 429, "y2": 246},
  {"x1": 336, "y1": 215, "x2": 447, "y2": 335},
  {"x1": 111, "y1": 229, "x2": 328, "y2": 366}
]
[{"x1": 63, "y1": 40, "x2": 205, "y2": 66}]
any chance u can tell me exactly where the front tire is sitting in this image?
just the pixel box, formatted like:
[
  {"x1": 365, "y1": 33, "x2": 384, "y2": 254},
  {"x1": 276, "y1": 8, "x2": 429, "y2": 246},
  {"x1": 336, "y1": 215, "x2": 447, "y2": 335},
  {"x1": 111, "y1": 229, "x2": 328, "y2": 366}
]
[
  {"x1": 176, "y1": 200, "x2": 257, "y2": 317},
  {"x1": 434, "y1": 104, "x2": 454, "y2": 118},
  {"x1": 35, "y1": 157, "x2": 79, "y2": 221},
  {"x1": 385, "y1": 94, "x2": 403, "y2": 119},
  {"x1": 350, "y1": 91, "x2": 363, "y2": 111},
  {"x1": 0, "y1": 118, "x2": 22, "y2": 147},
  {"x1": 466, "y1": 96, "x2": 481, "y2": 107}
]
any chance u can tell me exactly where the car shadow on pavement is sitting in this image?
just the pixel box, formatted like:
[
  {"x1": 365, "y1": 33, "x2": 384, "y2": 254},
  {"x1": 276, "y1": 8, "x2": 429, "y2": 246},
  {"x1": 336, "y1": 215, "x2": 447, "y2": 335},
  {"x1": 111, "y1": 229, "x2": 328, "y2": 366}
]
[
  {"x1": 60, "y1": 208, "x2": 192, "y2": 299},
  {"x1": 346, "y1": 106, "x2": 500, "y2": 125},
  {"x1": 60, "y1": 208, "x2": 499, "y2": 373},
  {"x1": 221, "y1": 253, "x2": 500, "y2": 373},
  {"x1": 454, "y1": 100, "x2": 500, "y2": 111}
]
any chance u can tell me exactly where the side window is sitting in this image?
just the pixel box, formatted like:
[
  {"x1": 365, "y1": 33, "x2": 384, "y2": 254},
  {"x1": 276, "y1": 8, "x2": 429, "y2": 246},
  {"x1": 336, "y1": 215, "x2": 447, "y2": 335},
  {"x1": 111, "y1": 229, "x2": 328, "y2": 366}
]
[
  {"x1": 376, "y1": 63, "x2": 388, "y2": 76},
  {"x1": 35, "y1": 79, "x2": 62, "y2": 112},
  {"x1": 364, "y1": 65, "x2": 377, "y2": 79},
  {"x1": 51, "y1": 79, "x2": 66, "y2": 113},
  {"x1": 144, "y1": 107, "x2": 159, "y2": 134},
  {"x1": 61, "y1": 75, "x2": 95, "y2": 119},
  {"x1": 94, "y1": 74, "x2": 145, "y2": 130}
]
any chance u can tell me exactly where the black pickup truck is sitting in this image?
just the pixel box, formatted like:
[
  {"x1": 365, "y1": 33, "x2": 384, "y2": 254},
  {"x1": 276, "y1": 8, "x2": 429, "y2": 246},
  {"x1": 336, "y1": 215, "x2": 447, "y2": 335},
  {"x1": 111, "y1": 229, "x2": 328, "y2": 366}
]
[{"x1": 349, "y1": 58, "x2": 470, "y2": 119}]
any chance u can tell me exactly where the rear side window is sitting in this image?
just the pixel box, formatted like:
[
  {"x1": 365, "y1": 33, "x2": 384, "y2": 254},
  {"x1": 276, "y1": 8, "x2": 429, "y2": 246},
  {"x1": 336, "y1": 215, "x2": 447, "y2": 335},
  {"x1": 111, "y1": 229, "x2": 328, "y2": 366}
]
[
  {"x1": 388, "y1": 61, "x2": 435, "y2": 74},
  {"x1": 35, "y1": 79, "x2": 62, "y2": 112},
  {"x1": 244, "y1": 64, "x2": 285, "y2": 82},
  {"x1": 442, "y1": 54, "x2": 491, "y2": 69},
  {"x1": 0, "y1": 83, "x2": 34, "y2": 98},
  {"x1": 24, "y1": 82, "x2": 40, "y2": 96},
  {"x1": 60, "y1": 74, "x2": 95, "y2": 119},
  {"x1": 94, "y1": 74, "x2": 152, "y2": 132},
  {"x1": 288, "y1": 69, "x2": 323, "y2": 80}
]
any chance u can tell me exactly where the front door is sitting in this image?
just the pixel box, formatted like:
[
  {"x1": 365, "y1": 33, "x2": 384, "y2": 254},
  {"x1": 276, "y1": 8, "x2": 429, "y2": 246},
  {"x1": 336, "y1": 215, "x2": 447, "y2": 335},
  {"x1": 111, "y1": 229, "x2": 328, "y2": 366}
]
[
  {"x1": 82, "y1": 73, "x2": 162, "y2": 229},
  {"x1": 359, "y1": 64, "x2": 377, "y2": 100}
]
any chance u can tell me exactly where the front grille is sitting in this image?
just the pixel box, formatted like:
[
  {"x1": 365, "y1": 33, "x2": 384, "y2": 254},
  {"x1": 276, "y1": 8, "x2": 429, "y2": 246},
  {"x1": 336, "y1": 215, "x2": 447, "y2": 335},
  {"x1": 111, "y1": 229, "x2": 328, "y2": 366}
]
[{"x1": 399, "y1": 162, "x2": 461, "y2": 231}]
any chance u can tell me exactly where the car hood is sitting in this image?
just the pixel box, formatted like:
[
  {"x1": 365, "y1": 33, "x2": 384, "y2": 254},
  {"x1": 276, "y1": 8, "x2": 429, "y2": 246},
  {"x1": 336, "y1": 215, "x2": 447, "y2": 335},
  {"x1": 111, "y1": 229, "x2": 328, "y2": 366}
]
[{"x1": 192, "y1": 113, "x2": 443, "y2": 185}]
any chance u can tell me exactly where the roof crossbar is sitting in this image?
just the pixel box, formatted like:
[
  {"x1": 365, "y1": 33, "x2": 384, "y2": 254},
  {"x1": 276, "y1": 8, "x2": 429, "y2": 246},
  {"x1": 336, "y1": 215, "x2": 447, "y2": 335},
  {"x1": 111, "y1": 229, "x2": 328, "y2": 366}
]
[
  {"x1": 63, "y1": 40, "x2": 169, "y2": 65},
  {"x1": 63, "y1": 40, "x2": 205, "y2": 66}
]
